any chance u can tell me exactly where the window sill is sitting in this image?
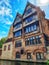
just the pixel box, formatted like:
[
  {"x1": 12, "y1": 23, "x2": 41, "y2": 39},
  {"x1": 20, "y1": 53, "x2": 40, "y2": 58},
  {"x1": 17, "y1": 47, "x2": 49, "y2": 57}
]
[
  {"x1": 25, "y1": 43, "x2": 42, "y2": 47},
  {"x1": 25, "y1": 30, "x2": 39, "y2": 35},
  {"x1": 15, "y1": 47, "x2": 22, "y2": 49},
  {"x1": 23, "y1": 19, "x2": 38, "y2": 27}
]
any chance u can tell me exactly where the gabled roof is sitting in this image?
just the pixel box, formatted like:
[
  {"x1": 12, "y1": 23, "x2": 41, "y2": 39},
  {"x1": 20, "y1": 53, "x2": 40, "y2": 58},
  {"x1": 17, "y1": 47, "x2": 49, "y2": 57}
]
[
  {"x1": 13, "y1": 1, "x2": 38, "y2": 23},
  {"x1": 5, "y1": 38, "x2": 12, "y2": 43},
  {"x1": 13, "y1": 12, "x2": 22, "y2": 25},
  {"x1": 16, "y1": 12, "x2": 22, "y2": 17},
  {"x1": 22, "y1": 1, "x2": 37, "y2": 16}
]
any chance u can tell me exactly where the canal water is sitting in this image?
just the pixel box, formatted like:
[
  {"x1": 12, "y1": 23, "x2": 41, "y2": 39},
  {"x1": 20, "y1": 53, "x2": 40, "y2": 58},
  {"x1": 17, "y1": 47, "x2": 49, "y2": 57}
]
[{"x1": 0, "y1": 60, "x2": 47, "y2": 65}]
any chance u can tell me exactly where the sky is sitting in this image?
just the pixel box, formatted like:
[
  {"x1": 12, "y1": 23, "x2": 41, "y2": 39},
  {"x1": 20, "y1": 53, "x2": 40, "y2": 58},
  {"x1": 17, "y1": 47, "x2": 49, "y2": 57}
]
[{"x1": 0, "y1": 0, "x2": 49, "y2": 39}]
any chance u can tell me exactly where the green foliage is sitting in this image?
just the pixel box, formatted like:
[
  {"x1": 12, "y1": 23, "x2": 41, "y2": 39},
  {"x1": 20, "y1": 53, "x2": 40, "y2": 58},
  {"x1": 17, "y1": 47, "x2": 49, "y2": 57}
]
[{"x1": 0, "y1": 37, "x2": 6, "y2": 48}]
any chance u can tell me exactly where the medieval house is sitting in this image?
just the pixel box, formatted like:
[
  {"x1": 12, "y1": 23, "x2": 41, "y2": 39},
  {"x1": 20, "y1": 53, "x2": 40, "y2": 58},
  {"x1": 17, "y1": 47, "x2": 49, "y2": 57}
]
[{"x1": 1, "y1": 2, "x2": 49, "y2": 61}]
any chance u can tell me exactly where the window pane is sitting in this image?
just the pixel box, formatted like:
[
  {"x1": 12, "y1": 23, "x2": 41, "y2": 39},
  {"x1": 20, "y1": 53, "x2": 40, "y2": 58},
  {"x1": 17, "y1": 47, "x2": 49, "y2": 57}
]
[
  {"x1": 25, "y1": 15, "x2": 38, "y2": 24},
  {"x1": 25, "y1": 39, "x2": 29, "y2": 46},
  {"x1": 31, "y1": 25, "x2": 34, "y2": 31},
  {"x1": 25, "y1": 8, "x2": 32, "y2": 15},
  {"x1": 41, "y1": 53, "x2": 44, "y2": 59},
  {"x1": 15, "y1": 40, "x2": 22, "y2": 47},
  {"x1": 25, "y1": 35, "x2": 41, "y2": 46},
  {"x1": 14, "y1": 30, "x2": 22, "y2": 37},
  {"x1": 30, "y1": 37, "x2": 33, "y2": 45},
  {"x1": 36, "y1": 53, "x2": 40, "y2": 59},
  {"x1": 14, "y1": 23, "x2": 21, "y2": 29},
  {"x1": 36, "y1": 53, "x2": 44, "y2": 60},
  {"x1": 24, "y1": 21, "x2": 38, "y2": 33},
  {"x1": 25, "y1": 27, "x2": 29, "y2": 33},
  {"x1": 26, "y1": 16, "x2": 33, "y2": 23},
  {"x1": 8, "y1": 45, "x2": 10, "y2": 50},
  {"x1": 36, "y1": 36, "x2": 41, "y2": 44},
  {"x1": 33, "y1": 25, "x2": 37, "y2": 31},
  {"x1": 4, "y1": 46, "x2": 6, "y2": 51},
  {"x1": 28, "y1": 27, "x2": 31, "y2": 32}
]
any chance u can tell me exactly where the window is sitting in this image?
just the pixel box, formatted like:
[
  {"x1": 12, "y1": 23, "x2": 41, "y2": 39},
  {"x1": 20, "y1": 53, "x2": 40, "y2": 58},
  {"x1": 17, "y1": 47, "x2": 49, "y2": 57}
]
[
  {"x1": 25, "y1": 24, "x2": 37, "y2": 33},
  {"x1": 25, "y1": 16, "x2": 35, "y2": 24},
  {"x1": 21, "y1": 49, "x2": 24, "y2": 54},
  {"x1": 4, "y1": 46, "x2": 6, "y2": 51},
  {"x1": 25, "y1": 27, "x2": 29, "y2": 33},
  {"x1": 25, "y1": 13, "x2": 37, "y2": 24},
  {"x1": 16, "y1": 52, "x2": 21, "y2": 58},
  {"x1": 25, "y1": 16, "x2": 33, "y2": 24},
  {"x1": 25, "y1": 37, "x2": 35, "y2": 46},
  {"x1": 15, "y1": 40, "x2": 22, "y2": 47},
  {"x1": 14, "y1": 23, "x2": 22, "y2": 29},
  {"x1": 30, "y1": 37, "x2": 33, "y2": 45},
  {"x1": 30, "y1": 37, "x2": 35, "y2": 45},
  {"x1": 27, "y1": 53, "x2": 32, "y2": 59},
  {"x1": 36, "y1": 53, "x2": 44, "y2": 60},
  {"x1": 25, "y1": 36, "x2": 41, "y2": 46},
  {"x1": 25, "y1": 8, "x2": 32, "y2": 15},
  {"x1": 24, "y1": 21, "x2": 39, "y2": 34},
  {"x1": 25, "y1": 38, "x2": 30, "y2": 46},
  {"x1": 31, "y1": 25, "x2": 34, "y2": 31},
  {"x1": 33, "y1": 25, "x2": 37, "y2": 31},
  {"x1": 14, "y1": 17, "x2": 21, "y2": 25},
  {"x1": 8, "y1": 45, "x2": 10, "y2": 50},
  {"x1": 14, "y1": 30, "x2": 22, "y2": 37},
  {"x1": 35, "y1": 36, "x2": 41, "y2": 44}
]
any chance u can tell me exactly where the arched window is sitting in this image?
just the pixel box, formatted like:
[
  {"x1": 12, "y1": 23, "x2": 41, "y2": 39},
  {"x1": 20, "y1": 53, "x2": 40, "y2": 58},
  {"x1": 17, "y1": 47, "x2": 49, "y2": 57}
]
[
  {"x1": 27, "y1": 53, "x2": 32, "y2": 59},
  {"x1": 16, "y1": 52, "x2": 21, "y2": 58}
]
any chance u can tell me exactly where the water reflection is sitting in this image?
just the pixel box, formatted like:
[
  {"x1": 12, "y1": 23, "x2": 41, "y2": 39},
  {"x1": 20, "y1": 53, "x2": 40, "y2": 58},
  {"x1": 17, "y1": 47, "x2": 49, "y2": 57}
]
[{"x1": 0, "y1": 60, "x2": 46, "y2": 65}]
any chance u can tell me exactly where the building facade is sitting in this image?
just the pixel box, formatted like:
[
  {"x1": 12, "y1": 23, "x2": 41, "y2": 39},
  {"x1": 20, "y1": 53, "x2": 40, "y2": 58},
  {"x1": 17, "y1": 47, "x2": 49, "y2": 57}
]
[
  {"x1": 2, "y1": 25, "x2": 14, "y2": 59},
  {"x1": 1, "y1": 2, "x2": 49, "y2": 61}
]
